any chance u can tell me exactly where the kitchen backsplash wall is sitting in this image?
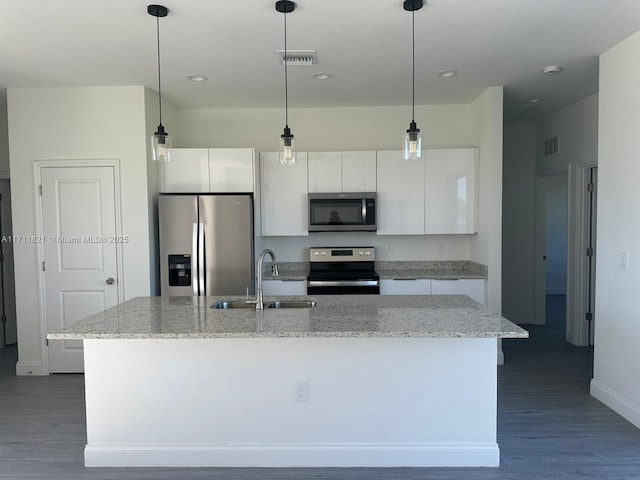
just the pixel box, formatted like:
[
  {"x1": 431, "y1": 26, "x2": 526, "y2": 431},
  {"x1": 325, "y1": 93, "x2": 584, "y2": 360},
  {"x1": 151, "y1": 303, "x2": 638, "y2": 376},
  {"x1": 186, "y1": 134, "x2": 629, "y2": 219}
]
[{"x1": 255, "y1": 233, "x2": 470, "y2": 262}]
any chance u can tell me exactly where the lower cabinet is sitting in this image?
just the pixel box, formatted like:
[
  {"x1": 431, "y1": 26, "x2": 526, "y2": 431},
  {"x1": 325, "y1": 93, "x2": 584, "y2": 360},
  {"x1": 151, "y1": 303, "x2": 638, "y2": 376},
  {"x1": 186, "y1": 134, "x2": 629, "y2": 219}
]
[
  {"x1": 380, "y1": 279, "x2": 431, "y2": 295},
  {"x1": 379, "y1": 278, "x2": 485, "y2": 305},
  {"x1": 431, "y1": 279, "x2": 486, "y2": 305},
  {"x1": 261, "y1": 280, "x2": 306, "y2": 296}
]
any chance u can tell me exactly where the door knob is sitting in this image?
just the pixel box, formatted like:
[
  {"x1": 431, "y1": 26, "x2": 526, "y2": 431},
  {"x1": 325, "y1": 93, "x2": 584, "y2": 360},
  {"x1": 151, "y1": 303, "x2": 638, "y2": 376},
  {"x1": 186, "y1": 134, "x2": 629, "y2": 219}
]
[{"x1": 106, "y1": 277, "x2": 115, "y2": 285}]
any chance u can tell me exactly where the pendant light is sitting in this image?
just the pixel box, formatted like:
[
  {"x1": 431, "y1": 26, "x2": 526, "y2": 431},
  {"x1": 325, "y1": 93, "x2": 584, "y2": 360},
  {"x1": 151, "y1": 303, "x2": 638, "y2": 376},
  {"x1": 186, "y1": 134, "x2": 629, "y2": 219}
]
[
  {"x1": 276, "y1": 0, "x2": 296, "y2": 165},
  {"x1": 148, "y1": 4, "x2": 172, "y2": 162},
  {"x1": 403, "y1": 0, "x2": 423, "y2": 160}
]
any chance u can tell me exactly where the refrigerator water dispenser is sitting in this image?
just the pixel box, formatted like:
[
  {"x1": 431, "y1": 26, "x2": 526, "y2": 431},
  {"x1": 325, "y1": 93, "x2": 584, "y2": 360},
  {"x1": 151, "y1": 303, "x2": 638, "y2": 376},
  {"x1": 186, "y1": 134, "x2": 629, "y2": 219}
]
[{"x1": 168, "y1": 254, "x2": 191, "y2": 287}]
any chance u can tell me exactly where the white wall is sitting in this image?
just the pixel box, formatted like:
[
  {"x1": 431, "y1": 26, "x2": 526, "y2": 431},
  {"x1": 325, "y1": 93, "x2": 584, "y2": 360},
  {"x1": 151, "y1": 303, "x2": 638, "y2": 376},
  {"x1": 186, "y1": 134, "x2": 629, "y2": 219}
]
[
  {"x1": 469, "y1": 87, "x2": 504, "y2": 314},
  {"x1": 502, "y1": 123, "x2": 536, "y2": 323},
  {"x1": 536, "y1": 93, "x2": 599, "y2": 175},
  {"x1": 590, "y1": 30, "x2": 640, "y2": 428},
  {"x1": 544, "y1": 172, "x2": 568, "y2": 294},
  {"x1": 7, "y1": 86, "x2": 160, "y2": 375}
]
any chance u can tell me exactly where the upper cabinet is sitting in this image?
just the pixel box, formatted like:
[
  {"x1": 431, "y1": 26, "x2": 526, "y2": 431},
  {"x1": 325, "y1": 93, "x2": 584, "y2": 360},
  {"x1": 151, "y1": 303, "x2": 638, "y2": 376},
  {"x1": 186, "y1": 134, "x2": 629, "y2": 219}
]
[
  {"x1": 159, "y1": 148, "x2": 255, "y2": 193},
  {"x1": 376, "y1": 150, "x2": 426, "y2": 235},
  {"x1": 308, "y1": 151, "x2": 376, "y2": 193},
  {"x1": 425, "y1": 148, "x2": 477, "y2": 234},
  {"x1": 376, "y1": 148, "x2": 477, "y2": 235},
  {"x1": 259, "y1": 152, "x2": 309, "y2": 236}
]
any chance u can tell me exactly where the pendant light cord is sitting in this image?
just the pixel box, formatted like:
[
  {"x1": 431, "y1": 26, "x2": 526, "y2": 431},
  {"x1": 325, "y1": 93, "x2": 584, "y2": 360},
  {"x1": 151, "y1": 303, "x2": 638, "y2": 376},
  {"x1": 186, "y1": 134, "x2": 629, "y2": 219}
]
[
  {"x1": 156, "y1": 15, "x2": 163, "y2": 126},
  {"x1": 283, "y1": 8, "x2": 289, "y2": 128},
  {"x1": 411, "y1": 8, "x2": 415, "y2": 123}
]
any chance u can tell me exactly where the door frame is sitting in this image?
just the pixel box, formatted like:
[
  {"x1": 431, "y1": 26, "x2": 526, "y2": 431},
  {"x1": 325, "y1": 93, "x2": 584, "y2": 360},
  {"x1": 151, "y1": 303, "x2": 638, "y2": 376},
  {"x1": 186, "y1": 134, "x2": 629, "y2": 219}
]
[
  {"x1": 33, "y1": 159, "x2": 124, "y2": 374},
  {"x1": 566, "y1": 163, "x2": 597, "y2": 346}
]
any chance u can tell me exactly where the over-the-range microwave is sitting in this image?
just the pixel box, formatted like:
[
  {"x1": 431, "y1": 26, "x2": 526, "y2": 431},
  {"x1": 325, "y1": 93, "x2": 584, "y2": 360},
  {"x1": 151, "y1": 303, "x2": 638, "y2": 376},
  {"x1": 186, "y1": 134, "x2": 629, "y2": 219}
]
[{"x1": 308, "y1": 192, "x2": 376, "y2": 232}]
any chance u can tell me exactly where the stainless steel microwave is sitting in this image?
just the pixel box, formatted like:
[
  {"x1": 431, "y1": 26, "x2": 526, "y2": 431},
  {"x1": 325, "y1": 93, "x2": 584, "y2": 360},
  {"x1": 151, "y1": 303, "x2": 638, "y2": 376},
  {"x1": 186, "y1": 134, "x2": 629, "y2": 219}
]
[{"x1": 308, "y1": 192, "x2": 376, "y2": 232}]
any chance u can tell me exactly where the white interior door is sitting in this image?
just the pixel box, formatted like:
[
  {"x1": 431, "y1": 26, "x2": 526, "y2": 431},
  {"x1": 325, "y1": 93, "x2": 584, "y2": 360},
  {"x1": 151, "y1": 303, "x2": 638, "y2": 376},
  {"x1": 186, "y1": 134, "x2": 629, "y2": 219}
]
[{"x1": 41, "y1": 166, "x2": 119, "y2": 373}]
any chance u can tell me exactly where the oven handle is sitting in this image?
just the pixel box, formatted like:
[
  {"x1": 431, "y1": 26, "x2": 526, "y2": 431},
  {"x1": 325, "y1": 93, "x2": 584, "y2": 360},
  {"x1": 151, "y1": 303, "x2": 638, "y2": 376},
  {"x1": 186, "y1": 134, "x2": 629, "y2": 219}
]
[{"x1": 307, "y1": 280, "x2": 380, "y2": 287}]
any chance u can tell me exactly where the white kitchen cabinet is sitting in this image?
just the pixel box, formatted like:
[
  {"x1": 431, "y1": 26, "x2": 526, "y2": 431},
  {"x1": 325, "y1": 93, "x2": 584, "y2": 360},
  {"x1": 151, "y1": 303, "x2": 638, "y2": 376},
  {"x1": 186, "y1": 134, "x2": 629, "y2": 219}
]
[
  {"x1": 376, "y1": 150, "x2": 425, "y2": 235},
  {"x1": 209, "y1": 148, "x2": 254, "y2": 192},
  {"x1": 307, "y1": 151, "x2": 376, "y2": 193},
  {"x1": 308, "y1": 152, "x2": 342, "y2": 192},
  {"x1": 259, "y1": 152, "x2": 309, "y2": 236},
  {"x1": 431, "y1": 279, "x2": 486, "y2": 305},
  {"x1": 425, "y1": 148, "x2": 477, "y2": 234},
  {"x1": 341, "y1": 151, "x2": 376, "y2": 192},
  {"x1": 159, "y1": 148, "x2": 209, "y2": 193},
  {"x1": 261, "y1": 280, "x2": 306, "y2": 296},
  {"x1": 159, "y1": 148, "x2": 254, "y2": 193},
  {"x1": 380, "y1": 279, "x2": 431, "y2": 295}
]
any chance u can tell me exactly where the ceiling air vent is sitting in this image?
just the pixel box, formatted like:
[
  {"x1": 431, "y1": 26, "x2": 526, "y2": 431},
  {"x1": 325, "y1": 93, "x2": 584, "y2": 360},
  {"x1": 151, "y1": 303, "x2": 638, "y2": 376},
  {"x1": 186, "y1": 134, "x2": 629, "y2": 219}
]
[{"x1": 276, "y1": 50, "x2": 317, "y2": 65}]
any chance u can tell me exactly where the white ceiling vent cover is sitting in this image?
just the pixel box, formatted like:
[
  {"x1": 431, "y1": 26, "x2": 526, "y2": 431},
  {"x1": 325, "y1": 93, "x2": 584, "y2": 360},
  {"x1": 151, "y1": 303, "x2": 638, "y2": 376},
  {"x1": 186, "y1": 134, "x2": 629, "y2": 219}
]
[{"x1": 276, "y1": 50, "x2": 317, "y2": 65}]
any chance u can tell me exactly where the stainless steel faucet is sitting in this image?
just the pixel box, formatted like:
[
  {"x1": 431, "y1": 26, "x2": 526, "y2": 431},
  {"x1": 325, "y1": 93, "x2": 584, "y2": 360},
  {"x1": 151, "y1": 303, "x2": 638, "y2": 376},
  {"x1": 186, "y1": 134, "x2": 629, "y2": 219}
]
[{"x1": 253, "y1": 248, "x2": 279, "y2": 310}]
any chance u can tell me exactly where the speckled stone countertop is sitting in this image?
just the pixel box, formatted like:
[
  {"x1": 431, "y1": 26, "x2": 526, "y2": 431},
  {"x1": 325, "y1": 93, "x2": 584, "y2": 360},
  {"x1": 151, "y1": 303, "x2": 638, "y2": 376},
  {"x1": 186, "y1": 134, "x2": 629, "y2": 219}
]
[
  {"x1": 262, "y1": 261, "x2": 487, "y2": 281},
  {"x1": 376, "y1": 261, "x2": 487, "y2": 280},
  {"x1": 47, "y1": 295, "x2": 527, "y2": 340}
]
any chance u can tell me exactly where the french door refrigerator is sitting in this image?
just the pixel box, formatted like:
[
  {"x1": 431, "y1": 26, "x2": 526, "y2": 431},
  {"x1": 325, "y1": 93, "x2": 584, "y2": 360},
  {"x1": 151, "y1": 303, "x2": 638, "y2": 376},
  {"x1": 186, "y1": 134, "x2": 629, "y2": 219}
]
[{"x1": 158, "y1": 194, "x2": 254, "y2": 296}]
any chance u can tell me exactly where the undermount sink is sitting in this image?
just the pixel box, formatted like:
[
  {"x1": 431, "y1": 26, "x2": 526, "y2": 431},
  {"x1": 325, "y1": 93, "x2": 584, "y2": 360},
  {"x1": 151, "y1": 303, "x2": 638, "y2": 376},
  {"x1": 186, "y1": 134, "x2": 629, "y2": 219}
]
[
  {"x1": 211, "y1": 300, "x2": 257, "y2": 309},
  {"x1": 267, "y1": 300, "x2": 317, "y2": 309},
  {"x1": 211, "y1": 300, "x2": 317, "y2": 309}
]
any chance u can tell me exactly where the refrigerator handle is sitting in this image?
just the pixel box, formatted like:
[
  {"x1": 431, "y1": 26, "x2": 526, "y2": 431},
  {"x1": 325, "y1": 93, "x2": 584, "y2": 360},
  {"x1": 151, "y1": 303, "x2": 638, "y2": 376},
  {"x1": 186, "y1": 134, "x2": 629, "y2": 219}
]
[
  {"x1": 198, "y1": 223, "x2": 206, "y2": 296},
  {"x1": 192, "y1": 223, "x2": 199, "y2": 295}
]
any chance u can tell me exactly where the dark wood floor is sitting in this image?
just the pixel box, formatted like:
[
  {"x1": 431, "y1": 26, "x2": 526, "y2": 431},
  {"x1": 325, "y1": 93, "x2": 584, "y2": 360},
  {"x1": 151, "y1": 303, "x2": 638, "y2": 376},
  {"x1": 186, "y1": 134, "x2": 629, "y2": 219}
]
[{"x1": 1, "y1": 295, "x2": 640, "y2": 479}]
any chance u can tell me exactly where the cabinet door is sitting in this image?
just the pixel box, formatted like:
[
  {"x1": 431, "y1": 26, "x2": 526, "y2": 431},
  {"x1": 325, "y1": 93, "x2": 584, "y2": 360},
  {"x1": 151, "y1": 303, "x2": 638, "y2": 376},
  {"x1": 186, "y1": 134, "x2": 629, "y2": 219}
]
[
  {"x1": 159, "y1": 148, "x2": 209, "y2": 193},
  {"x1": 380, "y1": 279, "x2": 431, "y2": 295},
  {"x1": 209, "y1": 148, "x2": 254, "y2": 192},
  {"x1": 261, "y1": 280, "x2": 306, "y2": 296},
  {"x1": 260, "y1": 152, "x2": 309, "y2": 236},
  {"x1": 425, "y1": 148, "x2": 477, "y2": 234},
  {"x1": 431, "y1": 279, "x2": 485, "y2": 305},
  {"x1": 376, "y1": 150, "x2": 425, "y2": 235},
  {"x1": 342, "y1": 151, "x2": 376, "y2": 192},
  {"x1": 308, "y1": 152, "x2": 342, "y2": 193}
]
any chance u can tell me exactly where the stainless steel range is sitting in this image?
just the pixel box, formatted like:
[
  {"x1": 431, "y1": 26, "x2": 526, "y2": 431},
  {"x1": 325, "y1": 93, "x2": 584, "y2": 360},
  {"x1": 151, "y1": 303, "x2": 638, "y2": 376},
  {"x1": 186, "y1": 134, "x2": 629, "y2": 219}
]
[{"x1": 306, "y1": 247, "x2": 380, "y2": 295}]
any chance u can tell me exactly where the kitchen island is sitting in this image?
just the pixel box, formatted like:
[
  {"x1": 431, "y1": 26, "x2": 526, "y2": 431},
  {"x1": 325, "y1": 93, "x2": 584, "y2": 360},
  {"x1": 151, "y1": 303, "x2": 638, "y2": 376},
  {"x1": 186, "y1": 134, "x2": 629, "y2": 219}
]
[{"x1": 47, "y1": 294, "x2": 527, "y2": 468}]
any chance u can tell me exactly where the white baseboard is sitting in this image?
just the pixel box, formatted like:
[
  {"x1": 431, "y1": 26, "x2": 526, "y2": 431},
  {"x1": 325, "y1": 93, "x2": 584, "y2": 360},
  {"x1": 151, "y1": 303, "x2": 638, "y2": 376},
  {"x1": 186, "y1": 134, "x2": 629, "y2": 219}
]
[
  {"x1": 15, "y1": 361, "x2": 47, "y2": 376},
  {"x1": 590, "y1": 379, "x2": 640, "y2": 429},
  {"x1": 85, "y1": 443, "x2": 500, "y2": 468}
]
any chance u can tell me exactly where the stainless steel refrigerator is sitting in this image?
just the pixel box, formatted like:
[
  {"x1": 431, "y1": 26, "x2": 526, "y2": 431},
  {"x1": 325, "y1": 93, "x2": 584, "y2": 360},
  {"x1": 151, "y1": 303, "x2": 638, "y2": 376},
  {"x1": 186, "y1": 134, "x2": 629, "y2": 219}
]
[{"x1": 158, "y1": 194, "x2": 254, "y2": 296}]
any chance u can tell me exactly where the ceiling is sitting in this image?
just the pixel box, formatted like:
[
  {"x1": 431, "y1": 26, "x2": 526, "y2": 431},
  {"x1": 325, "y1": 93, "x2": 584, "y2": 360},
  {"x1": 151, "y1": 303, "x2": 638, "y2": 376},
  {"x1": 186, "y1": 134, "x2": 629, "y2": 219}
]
[{"x1": 2, "y1": 0, "x2": 640, "y2": 122}]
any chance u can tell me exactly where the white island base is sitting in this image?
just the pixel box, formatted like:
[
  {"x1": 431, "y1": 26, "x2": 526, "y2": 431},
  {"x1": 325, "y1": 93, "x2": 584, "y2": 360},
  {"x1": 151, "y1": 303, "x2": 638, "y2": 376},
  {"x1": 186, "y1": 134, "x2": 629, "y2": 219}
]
[{"x1": 84, "y1": 336, "x2": 499, "y2": 468}]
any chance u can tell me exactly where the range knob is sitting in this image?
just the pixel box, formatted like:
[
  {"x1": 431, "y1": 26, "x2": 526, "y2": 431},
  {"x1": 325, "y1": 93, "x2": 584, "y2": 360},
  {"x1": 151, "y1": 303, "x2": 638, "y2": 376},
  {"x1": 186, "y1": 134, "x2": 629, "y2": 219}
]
[
  {"x1": 365, "y1": 251, "x2": 371, "y2": 256},
  {"x1": 359, "y1": 250, "x2": 364, "y2": 255},
  {"x1": 320, "y1": 251, "x2": 326, "y2": 256}
]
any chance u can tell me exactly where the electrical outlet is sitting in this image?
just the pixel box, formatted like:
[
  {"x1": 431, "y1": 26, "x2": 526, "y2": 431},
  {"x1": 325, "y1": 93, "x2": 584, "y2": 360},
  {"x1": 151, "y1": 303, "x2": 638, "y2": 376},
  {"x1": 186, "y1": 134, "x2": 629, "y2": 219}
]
[
  {"x1": 386, "y1": 243, "x2": 393, "y2": 254},
  {"x1": 293, "y1": 380, "x2": 310, "y2": 402},
  {"x1": 435, "y1": 240, "x2": 444, "y2": 253}
]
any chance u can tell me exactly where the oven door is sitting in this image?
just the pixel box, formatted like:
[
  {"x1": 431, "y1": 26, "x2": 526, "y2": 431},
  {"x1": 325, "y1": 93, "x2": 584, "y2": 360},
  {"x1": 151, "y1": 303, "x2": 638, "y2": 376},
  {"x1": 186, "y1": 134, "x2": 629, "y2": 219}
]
[
  {"x1": 308, "y1": 193, "x2": 376, "y2": 232},
  {"x1": 307, "y1": 279, "x2": 380, "y2": 295}
]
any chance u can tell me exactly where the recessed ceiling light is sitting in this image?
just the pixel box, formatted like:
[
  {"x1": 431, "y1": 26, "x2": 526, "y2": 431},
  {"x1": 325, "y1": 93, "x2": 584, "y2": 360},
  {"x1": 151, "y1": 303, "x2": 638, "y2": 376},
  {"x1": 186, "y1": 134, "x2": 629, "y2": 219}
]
[
  {"x1": 311, "y1": 73, "x2": 331, "y2": 80},
  {"x1": 436, "y1": 70, "x2": 458, "y2": 78},
  {"x1": 543, "y1": 65, "x2": 562, "y2": 76},
  {"x1": 186, "y1": 75, "x2": 208, "y2": 82},
  {"x1": 527, "y1": 98, "x2": 544, "y2": 104}
]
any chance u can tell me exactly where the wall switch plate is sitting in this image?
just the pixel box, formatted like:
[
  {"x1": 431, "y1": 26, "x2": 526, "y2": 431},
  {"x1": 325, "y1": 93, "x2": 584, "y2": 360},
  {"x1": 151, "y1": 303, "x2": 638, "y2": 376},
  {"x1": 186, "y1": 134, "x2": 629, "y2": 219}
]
[
  {"x1": 294, "y1": 380, "x2": 310, "y2": 402},
  {"x1": 620, "y1": 251, "x2": 629, "y2": 270}
]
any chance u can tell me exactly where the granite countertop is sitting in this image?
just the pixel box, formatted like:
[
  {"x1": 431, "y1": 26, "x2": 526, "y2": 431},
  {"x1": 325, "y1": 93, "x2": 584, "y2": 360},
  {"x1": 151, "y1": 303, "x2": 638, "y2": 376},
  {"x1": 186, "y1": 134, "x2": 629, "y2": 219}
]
[
  {"x1": 375, "y1": 261, "x2": 488, "y2": 280},
  {"x1": 262, "y1": 260, "x2": 488, "y2": 281},
  {"x1": 47, "y1": 295, "x2": 528, "y2": 340}
]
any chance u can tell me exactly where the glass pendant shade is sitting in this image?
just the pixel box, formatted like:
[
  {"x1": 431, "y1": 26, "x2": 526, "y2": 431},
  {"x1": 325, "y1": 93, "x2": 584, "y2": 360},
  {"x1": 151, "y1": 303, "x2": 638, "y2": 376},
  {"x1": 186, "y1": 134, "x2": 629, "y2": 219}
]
[
  {"x1": 151, "y1": 125, "x2": 172, "y2": 163},
  {"x1": 403, "y1": 121, "x2": 422, "y2": 160},
  {"x1": 279, "y1": 126, "x2": 296, "y2": 165}
]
